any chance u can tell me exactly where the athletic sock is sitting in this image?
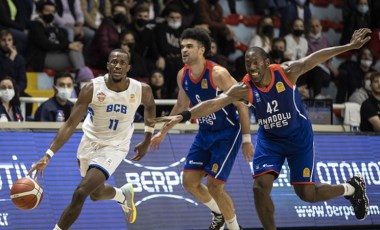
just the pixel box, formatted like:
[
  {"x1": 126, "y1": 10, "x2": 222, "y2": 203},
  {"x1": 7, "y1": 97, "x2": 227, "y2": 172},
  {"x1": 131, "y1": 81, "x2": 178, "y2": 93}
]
[
  {"x1": 112, "y1": 187, "x2": 125, "y2": 203},
  {"x1": 342, "y1": 183, "x2": 355, "y2": 196},
  {"x1": 53, "y1": 224, "x2": 62, "y2": 230},
  {"x1": 226, "y1": 215, "x2": 239, "y2": 230},
  {"x1": 204, "y1": 198, "x2": 221, "y2": 214}
]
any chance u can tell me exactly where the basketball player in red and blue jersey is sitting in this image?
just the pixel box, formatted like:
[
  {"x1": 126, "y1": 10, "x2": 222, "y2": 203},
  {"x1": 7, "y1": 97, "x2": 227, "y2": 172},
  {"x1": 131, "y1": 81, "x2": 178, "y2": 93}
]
[
  {"x1": 154, "y1": 28, "x2": 371, "y2": 229},
  {"x1": 151, "y1": 28, "x2": 253, "y2": 230}
]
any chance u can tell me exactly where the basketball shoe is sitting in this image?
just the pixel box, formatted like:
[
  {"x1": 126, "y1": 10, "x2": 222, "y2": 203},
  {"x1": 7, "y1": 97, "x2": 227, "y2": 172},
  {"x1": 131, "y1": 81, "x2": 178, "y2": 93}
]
[
  {"x1": 344, "y1": 175, "x2": 369, "y2": 220},
  {"x1": 209, "y1": 211, "x2": 225, "y2": 230},
  {"x1": 120, "y1": 183, "x2": 136, "y2": 223}
]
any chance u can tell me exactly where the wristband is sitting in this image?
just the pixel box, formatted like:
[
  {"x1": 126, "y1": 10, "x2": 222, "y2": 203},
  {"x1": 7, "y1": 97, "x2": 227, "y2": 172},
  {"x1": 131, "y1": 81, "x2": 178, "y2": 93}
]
[
  {"x1": 45, "y1": 149, "x2": 54, "y2": 158},
  {"x1": 242, "y1": 134, "x2": 251, "y2": 143},
  {"x1": 178, "y1": 110, "x2": 191, "y2": 122},
  {"x1": 144, "y1": 125, "x2": 155, "y2": 133}
]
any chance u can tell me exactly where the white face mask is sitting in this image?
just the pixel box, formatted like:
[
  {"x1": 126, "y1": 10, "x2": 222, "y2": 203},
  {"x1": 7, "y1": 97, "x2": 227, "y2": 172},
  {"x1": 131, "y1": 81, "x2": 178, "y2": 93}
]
[
  {"x1": 309, "y1": 31, "x2": 322, "y2": 40},
  {"x1": 364, "y1": 79, "x2": 371, "y2": 91},
  {"x1": 56, "y1": 87, "x2": 73, "y2": 101},
  {"x1": 168, "y1": 20, "x2": 181, "y2": 29},
  {"x1": 360, "y1": 59, "x2": 372, "y2": 68},
  {"x1": 0, "y1": 89, "x2": 15, "y2": 102}
]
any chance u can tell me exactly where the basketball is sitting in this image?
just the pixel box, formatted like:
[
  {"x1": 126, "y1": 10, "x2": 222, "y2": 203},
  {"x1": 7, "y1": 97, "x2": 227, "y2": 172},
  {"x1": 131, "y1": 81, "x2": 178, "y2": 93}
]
[{"x1": 10, "y1": 177, "x2": 43, "y2": 210}]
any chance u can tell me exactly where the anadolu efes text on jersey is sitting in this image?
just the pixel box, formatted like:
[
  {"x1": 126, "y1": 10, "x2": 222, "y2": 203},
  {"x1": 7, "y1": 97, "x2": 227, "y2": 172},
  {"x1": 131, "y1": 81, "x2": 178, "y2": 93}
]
[
  {"x1": 181, "y1": 61, "x2": 239, "y2": 131},
  {"x1": 243, "y1": 64, "x2": 311, "y2": 137},
  {"x1": 82, "y1": 75, "x2": 142, "y2": 145}
]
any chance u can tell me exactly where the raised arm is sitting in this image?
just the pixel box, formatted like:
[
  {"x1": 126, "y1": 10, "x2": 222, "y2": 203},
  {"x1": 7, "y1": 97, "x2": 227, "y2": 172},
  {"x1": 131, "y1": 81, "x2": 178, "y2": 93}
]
[{"x1": 283, "y1": 28, "x2": 371, "y2": 84}]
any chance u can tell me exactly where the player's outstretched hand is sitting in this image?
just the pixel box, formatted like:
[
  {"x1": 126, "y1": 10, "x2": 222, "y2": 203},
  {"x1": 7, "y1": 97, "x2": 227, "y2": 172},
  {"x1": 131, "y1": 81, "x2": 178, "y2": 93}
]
[
  {"x1": 242, "y1": 142, "x2": 254, "y2": 162},
  {"x1": 28, "y1": 155, "x2": 50, "y2": 179},
  {"x1": 150, "y1": 131, "x2": 166, "y2": 151},
  {"x1": 131, "y1": 140, "x2": 150, "y2": 161},
  {"x1": 349, "y1": 28, "x2": 371, "y2": 49}
]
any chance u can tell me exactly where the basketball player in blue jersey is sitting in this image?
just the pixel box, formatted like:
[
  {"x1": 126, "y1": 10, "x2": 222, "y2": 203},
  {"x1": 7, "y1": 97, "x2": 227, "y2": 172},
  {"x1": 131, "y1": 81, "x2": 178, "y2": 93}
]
[
  {"x1": 28, "y1": 49, "x2": 156, "y2": 230},
  {"x1": 153, "y1": 28, "x2": 372, "y2": 229},
  {"x1": 150, "y1": 28, "x2": 253, "y2": 230}
]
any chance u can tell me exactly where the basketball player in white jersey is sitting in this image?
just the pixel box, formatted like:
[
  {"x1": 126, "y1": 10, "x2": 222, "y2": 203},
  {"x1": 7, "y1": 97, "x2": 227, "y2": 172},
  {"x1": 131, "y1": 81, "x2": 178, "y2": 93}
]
[{"x1": 28, "y1": 49, "x2": 156, "y2": 230}]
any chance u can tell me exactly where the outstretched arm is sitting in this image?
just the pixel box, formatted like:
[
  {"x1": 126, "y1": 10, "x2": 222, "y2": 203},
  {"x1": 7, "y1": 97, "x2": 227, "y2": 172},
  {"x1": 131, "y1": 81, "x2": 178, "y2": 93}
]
[{"x1": 283, "y1": 28, "x2": 372, "y2": 84}]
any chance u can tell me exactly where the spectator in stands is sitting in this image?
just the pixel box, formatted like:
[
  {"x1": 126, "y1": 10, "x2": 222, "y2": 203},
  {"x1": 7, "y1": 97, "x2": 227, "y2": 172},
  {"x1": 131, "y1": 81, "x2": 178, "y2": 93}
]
[
  {"x1": 349, "y1": 71, "x2": 373, "y2": 105},
  {"x1": 360, "y1": 72, "x2": 380, "y2": 132},
  {"x1": 135, "y1": 0, "x2": 161, "y2": 21},
  {"x1": 280, "y1": 0, "x2": 311, "y2": 37},
  {"x1": 34, "y1": 72, "x2": 74, "y2": 122},
  {"x1": 28, "y1": 1, "x2": 86, "y2": 72},
  {"x1": 80, "y1": 0, "x2": 111, "y2": 31},
  {"x1": 302, "y1": 17, "x2": 338, "y2": 99},
  {"x1": 269, "y1": 37, "x2": 291, "y2": 64},
  {"x1": 194, "y1": 0, "x2": 236, "y2": 56},
  {"x1": 340, "y1": 0, "x2": 371, "y2": 45},
  {"x1": 154, "y1": 5, "x2": 184, "y2": 97},
  {"x1": 249, "y1": 15, "x2": 274, "y2": 53},
  {"x1": 148, "y1": 69, "x2": 171, "y2": 117},
  {"x1": 0, "y1": 76, "x2": 23, "y2": 122},
  {"x1": 165, "y1": 0, "x2": 195, "y2": 27},
  {"x1": 89, "y1": 2, "x2": 128, "y2": 70},
  {"x1": 0, "y1": 29, "x2": 27, "y2": 94},
  {"x1": 336, "y1": 46, "x2": 376, "y2": 103},
  {"x1": 126, "y1": 3, "x2": 165, "y2": 70},
  {"x1": 120, "y1": 29, "x2": 153, "y2": 81},
  {"x1": 284, "y1": 18, "x2": 308, "y2": 61},
  {"x1": 0, "y1": 0, "x2": 28, "y2": 57},
  {"x1": 209, "y1": 39, "x2": 235, "y2": 75}
]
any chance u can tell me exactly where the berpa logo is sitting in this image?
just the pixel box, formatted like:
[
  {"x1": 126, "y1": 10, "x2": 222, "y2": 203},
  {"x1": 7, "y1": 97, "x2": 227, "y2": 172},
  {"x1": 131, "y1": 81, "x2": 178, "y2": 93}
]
[{"x1": 123, "y1": 157, "x2": 198, "y2": 207}]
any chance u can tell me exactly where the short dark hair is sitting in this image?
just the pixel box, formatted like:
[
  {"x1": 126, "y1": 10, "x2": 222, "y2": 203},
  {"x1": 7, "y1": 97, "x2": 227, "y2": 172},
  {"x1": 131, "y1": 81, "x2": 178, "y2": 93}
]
[
  {"x1": 54, "y1": 72, "x2": 74, "y2": 85},
  {"x1": 111, "y1": 2, "x2": 127, "y2": 15},
  {"x1": 0, "y1": 29, "x2": 12, "y2": 39},
  {"x1": 108, "y1": 49, "x2": 131, "y2": 61},
  {"x1": 131, "y1": 3, "x2": 149, "y2": 17},
  {"x1": 181, "y1": 27, "x2": 211, "y2": 57},
  {"x1": 36, "y1": 1, "x2": 55, "y2": 13},
  {"x1": 370, "y1": 72, "x2": 380, "y2": 83},
  {"x1": 162, "y1": 5, "x2": 182, "y2": 17}
]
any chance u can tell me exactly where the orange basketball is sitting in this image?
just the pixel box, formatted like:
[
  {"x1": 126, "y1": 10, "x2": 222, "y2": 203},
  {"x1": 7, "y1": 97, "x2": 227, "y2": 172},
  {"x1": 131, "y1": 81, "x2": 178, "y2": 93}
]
[{"x1": 10, "y1": 177, "x2": 43, "y2": 210}]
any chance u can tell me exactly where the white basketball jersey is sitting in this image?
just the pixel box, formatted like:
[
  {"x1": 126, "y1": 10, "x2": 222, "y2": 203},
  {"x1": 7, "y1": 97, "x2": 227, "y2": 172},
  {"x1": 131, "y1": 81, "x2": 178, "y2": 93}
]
[{"x1": 82, "y1": 75, "x2": 142, "y2": 146}]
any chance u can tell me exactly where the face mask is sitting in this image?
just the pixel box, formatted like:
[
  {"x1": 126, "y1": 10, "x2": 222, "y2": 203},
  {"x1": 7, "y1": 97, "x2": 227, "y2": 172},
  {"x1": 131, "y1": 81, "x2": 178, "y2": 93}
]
[
  {"x1": 309, "y1": 31, "x2": 321, "y2": 40},
  {"x1": 358, "y1": 5, "x2": 369, "y2": 14},
  {"x1": 296, "y1": 0, "x2": 306, "y2": 5},
  {"x1": 56, "y1": 87, "x2": 73, "y2": 101},
  {"x1": 135, "y1": 19, "x2": 149, "y2": 28},
  {"x1": 262, "y1": 25, "x2": 274, "y2": 36},
  {"x1": 292, "y1": 29, "x2": 304, "y2": 37},
  {"x1": 42, "y1": 14, "x2": 54, "y2": 24},
  {"x1": 113, "y1": 13, "x2": 127, "y2": 25},
  {"x1": 168, "y1": 20, "x2": 182, "y2": 29},
  {"x1": 271, "y1": 49, "x2": 284, "y2": 60},
  {"x1": 360, "y1": 59, "x2": 372, "y2": 68},
  {"x1": 0, "y1": 89, "x2": 15, "y2": 102},
  {"x1": 364, "y1": 79, "x2": 371, "y2": 91},
  {"x1": 127, "y1": 42, "x2": 135, "y2": 52},
  {"x1": 209, "y1": 0, "x2": 218, "y2": 4}
]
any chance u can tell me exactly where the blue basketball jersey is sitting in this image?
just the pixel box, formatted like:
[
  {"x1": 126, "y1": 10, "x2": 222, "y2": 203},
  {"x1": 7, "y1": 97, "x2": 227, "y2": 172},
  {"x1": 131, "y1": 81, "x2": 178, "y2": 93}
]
[
  {"x1": 182, "y1": 60, "x2": 239, "y2": 131},
  {"x1": 243, "y1": 64, "x2": 311, "y2": 137}
]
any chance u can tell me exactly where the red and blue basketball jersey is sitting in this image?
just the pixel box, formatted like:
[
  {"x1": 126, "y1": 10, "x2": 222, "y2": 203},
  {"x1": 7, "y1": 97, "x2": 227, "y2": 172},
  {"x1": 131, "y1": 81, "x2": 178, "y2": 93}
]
[
  {"x1": 242, "y1": 64, "x2": 311, "y2": 137},
  {"x1": 182, "y1": 60, "x2": 239, "y2": 131}
]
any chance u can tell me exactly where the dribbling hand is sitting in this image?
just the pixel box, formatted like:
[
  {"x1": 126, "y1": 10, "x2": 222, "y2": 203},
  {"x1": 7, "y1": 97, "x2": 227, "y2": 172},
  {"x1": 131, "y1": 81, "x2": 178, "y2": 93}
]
[{"x1": 28, "y1": 155, "x2": 51, "y2": 179}]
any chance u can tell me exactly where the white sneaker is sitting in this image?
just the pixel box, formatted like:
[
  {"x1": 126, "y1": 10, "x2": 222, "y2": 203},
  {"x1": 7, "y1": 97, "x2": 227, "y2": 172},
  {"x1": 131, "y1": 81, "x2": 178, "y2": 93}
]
[{"x1": 119, "y1": 183, "x2": 136, "y2": 223}]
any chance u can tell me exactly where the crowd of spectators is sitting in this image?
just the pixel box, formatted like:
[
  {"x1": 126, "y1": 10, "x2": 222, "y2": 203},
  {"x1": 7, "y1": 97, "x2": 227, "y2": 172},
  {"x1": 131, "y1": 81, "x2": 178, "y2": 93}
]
[{"x1": 0, "y1": 0, "x2": 379, "y2": 131}]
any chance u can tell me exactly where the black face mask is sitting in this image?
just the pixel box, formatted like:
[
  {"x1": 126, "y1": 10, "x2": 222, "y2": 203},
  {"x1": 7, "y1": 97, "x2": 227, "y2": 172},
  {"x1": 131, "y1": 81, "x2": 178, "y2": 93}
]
[
  {"x1": 262, "y1": 25, "x2": 274, "y2": 36},
  {"x1": 113, "y1": 13, "x2": 127, "y2": 25},
  {"x1": 127, "y1": 42, "x2": 135, "y2": 52},
  {"x1": 270, "y1": 49, "x2": 284, "y2": 60},
  {"x1": 42, "y1": 14, "x2": 54, "y2": 24},
  {"x1": 209, "y1": 0, "x2": 218, "y2": 4},
  {"x1": 292, "y1": 29, "x2": 304, "y2": 37},
  {"x1": 135, "y1": 19, "x2": 149, "y2": 28}
]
